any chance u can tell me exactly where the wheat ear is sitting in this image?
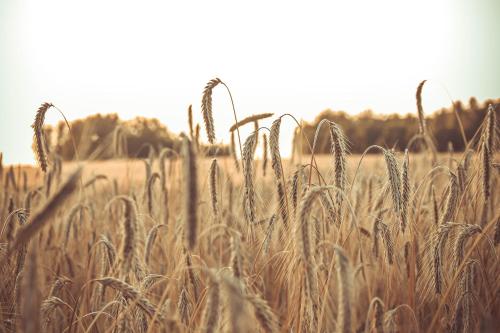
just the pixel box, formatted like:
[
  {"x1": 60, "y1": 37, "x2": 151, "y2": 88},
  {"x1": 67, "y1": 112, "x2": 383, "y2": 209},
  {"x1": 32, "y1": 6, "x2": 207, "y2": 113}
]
[
  {"x1": 230, "y1": 236, "x2": 243, "y2": 280},
  {"x1": 416, "y1": 80, "x2": 427, "y2": 134},
  {"x1": 485, "y1": 104, "x2": 496, "y2": 151},
  {"x1": 269, "y1": 118, "x2": 289, "y2": 226},
  {"x1": 431, "y1": 184, "x2": 439, "y2": 226},
  {"x1": 365, "y1": 297, "x2": 385, "y2": 333},
  {"x1": 229, "y1": 112, "x2": 274, "y2": 132},
  {"x1": 262, "y1": 133, "x2": 268, "y2": 176},
  {"x1": 209, "y1": 158, "x2": 219, "y2": 217},
  {"x1": 177, "y1": 287, "x2": 191, "y2": 326},
  {"x1": 329, "y1": 121, "x2": 348, "y2": 225},
  {"x1": 453, "y1": 225, "x2": 481, "y2": 271},
  {"x1": 182, "y1": 136, "x2": 198, "y2": 249},
  {"x1": 144, "y1": 224, "x2": 164, "y2": 265},
  {"x1": 242, "y1": 132, "x2": 258, "y2": 224},
  {"x1": 201, "y1": 272, "x2": 220, "y2": 333},
  {"x1": 440, "y1": 172, "x2": 458, "y2": 225},
  {"x1": 400, "y1": 149, "x2": 410, "y2": 233},
  {"x1": 95, "y1": 277, "x2": 161, "y2": 319},
  {"x1": 111, "y1": 196, "x2": 138, "y2": 277},
  {"x1": 32, "y1": 102, "x2": 53, "y2": 172},
  {"x1": 201, "y1": 78, "x2": 221, "y2": 144},
  {"x1": 383, "y1": 149, "x2": 402, "y2": 215},
  {"x1": 432, "y1": 223, "x2": 455, "y2": 294},
  {"x1": 246, "y1": 293, "x2": 279, "y2": 333},
  {"x1": 188, "y1": 104, "x2": 194, "y2": 140}
]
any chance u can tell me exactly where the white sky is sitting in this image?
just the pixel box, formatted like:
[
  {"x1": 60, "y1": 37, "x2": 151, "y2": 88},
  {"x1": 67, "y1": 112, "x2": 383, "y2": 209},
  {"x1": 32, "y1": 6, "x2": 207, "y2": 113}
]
[{"x1": 1, "y1": 0, "x2": 499, "y2": 164}]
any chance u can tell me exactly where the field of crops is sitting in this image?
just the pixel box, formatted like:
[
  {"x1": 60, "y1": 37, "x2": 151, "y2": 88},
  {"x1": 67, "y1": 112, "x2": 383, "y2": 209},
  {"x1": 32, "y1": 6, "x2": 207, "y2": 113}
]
[{"x1": 0, "y1": 80, "x2": 498, "y2": 332}]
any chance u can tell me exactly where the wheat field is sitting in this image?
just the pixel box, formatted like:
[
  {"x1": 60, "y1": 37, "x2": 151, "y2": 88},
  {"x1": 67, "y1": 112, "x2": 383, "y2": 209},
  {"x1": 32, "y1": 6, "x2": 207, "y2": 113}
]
[{"x1": 0, "y1": 79, "x2": 499, "y2": 333}]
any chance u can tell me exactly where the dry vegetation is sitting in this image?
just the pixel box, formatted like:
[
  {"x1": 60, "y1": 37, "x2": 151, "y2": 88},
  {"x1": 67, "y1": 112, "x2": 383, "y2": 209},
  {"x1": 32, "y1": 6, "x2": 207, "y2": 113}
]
[{"x1": 0, "y1": 79, "x2": 499, "y2": 332}]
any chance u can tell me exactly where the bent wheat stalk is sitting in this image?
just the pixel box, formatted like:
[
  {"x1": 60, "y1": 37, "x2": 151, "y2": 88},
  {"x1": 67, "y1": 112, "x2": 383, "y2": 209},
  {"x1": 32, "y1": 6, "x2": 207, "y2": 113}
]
[
  {"x1": 201, "y1": 78, "x2": 221, "y2": 144},
  {"x1": 229, "y1": 113, "x2": 274, "y2": 132},
  {"x1": 7, "y1": 166, "x2": 82, "y2": 255},
  {"x1": 32, "y1": 103, "x2": 53, "y2": 172}
]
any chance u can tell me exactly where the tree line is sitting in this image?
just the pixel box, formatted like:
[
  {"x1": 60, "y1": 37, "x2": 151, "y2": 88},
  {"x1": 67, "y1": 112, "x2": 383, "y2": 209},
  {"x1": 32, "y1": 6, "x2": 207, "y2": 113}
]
[
  {"x1": 299, "y1": 97, "x2": 499, "y2": 154},
  {"x1": 45, "y1": 113, "x2": 229, "y2": 161},
  {"x1": 46, "y1": 97, "x2": 498, "y2": 160}
]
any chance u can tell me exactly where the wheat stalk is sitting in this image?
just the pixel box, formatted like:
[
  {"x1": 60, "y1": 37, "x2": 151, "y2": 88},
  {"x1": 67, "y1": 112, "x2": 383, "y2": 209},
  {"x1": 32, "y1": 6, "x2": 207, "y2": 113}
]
[
  {"x1": 297, "y1": 187, "x2": 324, "y2": 322},
  {"x1": 262, "y1": 133, "x2": 268, "y2": 177},
  {"x1": 242, "y1": 132, "x2": 258, "y2": 224},
  {"x1": 182, "y1": 136, "x2": 198, "y2": 249},
  {"x1": 184, "y1": 247, "x2": 200, "y2": 301},
  {"x1": 431, "y1": 184, "x2": 439, "y2": 226},
  {"x1": 440, "y1": 172, "x2": 459, "y2": 225},
  {"x1": 291, "y1": 167, "x2": 302, "y2": 213},
  {"x1": 263, "y1": 214, "x2": 276, "y2": 254},
  {"x1": 453, "y1": 225, "x2": 481, "y2": 271},
  {"x1": 194, "y1": 123, "x2": 201, "y2": 149},
  {"x1": 494, "y1": 217, "x2": 500, "y2": 246},
  {"x1": 481, "y1": 141, "x2": 491, "y2": 227},
  {"x1": 20, "y1": 250, "x2": 41, "y2": 333},
  {"x1": 247, "y1": 293, "x2": 279, "y2": 333},
  {"x1": 229, "y1": 113, "x2": 273, "y2": 132},
  {"x1": 383, "y1": 149, "x2": 402, "y2": 215},
  {"x1": 329, "y1": 121, "x2": 348, "y2": 192},
  {"x1": 201, "y1": 78, "x2": 221, "y2": 144},
  {"x1": 459, "y1": 260, "x2": 475, "y2": 332},
  {"x1": 188, "y1": 104, "x2": 194, "y2": 140},
  {"x1": 329, "y1": 121, "x2": 348, "y2": 225},
  {"x1": 457, "y1": 162, "x2": 466, "y2": 193},
  {"x1": 177, "y1": 287, "x2": 191, "y2": 326},
  {"x1": 94, "y1": 236, "x2": 115, "y2": 309},
  {"x1": 230, "y1": 131, "x2": 240, "y2": 171},
  {"x1": 95, "y1": 277, "x2": 161, "y2": 319},
  {"x1": 297, "y1": 187, "x2": 322, "y2": 265},
  {"x1": 374, "y1": 218, "x2": 393, "y2": 265},
  {"x1": 209, "y1": 158, "x2": 219, "y2": 218},
  {"x1": 111, "y1": 196, "x2": 138, "y2": 277},
  {"x1": 7, "y1": 167, "x2": 82, "y2": 255},
  {"x1": 365, "y1": 297, "x2": 385, "y2": 333},
  {"x1": 400, "y1": 149, "x2": 410, "y2": 233},
  {"x1": 319, "y1": 190, "x2": 338, "y2": 228},
  {"x1": 230, "y1": 236, "x2": 243, "y2": 280},
  {"x1": 201, "y1": 271, "x2": 220, "y2": 333},
  {"x1": 113, "y1": 126, "x2": 126, "y2": 158},
  {"x1": 269, "y1": 118, "x2": 289, "y2": 226},
  {"x1": 416, "y1": 80, "x2": 427, "y2": 134},
  {"x1": 32, "y1": 103, "x2": 54, "y2": 172},
  {"x1": 146, "y1": 172, "x2": 160, "y2": 216},
  {"x1": 450, "y1": 296, "x2": 464, "y2": 333},
  {"x1": 334, "y1": 246, "x2": 352, "y2": 333},
  {"x1": 485, "y1": 104, "x2": 496, "y2": 151},
  {"x1": 62, "y1": 204, "x2": 86, "y2": 251},
  {"x1": 40, "y1": 296, "x2": 67, "y2": 328},
  {"x1": 144, "y1": 224, "x2": 164, "y2": 265},
  {"x1": 432, "y1": 223, "x2": 456, "y2": 294}
]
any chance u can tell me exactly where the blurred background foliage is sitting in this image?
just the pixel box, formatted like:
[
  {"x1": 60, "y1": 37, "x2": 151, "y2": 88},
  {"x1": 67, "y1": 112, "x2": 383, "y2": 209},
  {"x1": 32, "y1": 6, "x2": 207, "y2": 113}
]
[
  {"x1": 46, "y1": 97, "x2": 498, "y2": 160},
  {"x1": 46, "y1": 113, "x2": 229, "y2": 160},
  {"x1": 300, "y1": 97, "x2": 499, "y2": 154}
]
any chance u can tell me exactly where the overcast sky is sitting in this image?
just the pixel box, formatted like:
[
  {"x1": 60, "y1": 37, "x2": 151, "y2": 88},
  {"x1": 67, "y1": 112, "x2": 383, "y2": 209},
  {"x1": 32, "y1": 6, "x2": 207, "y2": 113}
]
[{"x1": 1, "y1": 0, "x2": 499, "y2": 164}]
